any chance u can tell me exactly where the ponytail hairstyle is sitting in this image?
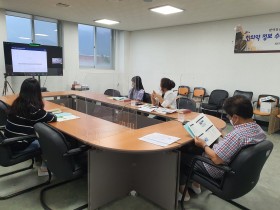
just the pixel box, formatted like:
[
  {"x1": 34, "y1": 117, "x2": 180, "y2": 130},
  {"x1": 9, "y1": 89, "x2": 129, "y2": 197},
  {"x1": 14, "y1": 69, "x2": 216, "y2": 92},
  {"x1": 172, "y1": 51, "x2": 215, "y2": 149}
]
[{"x1": 160, "y1": 78, "x2": 175, "y2": 91}]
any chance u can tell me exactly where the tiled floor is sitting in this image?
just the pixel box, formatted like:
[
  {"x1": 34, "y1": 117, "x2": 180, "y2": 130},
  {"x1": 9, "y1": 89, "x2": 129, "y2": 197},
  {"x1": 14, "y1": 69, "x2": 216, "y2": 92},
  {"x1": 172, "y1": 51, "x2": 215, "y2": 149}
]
[{"x1": 0, "y1": 124, "x2": 279, "y2": 210}]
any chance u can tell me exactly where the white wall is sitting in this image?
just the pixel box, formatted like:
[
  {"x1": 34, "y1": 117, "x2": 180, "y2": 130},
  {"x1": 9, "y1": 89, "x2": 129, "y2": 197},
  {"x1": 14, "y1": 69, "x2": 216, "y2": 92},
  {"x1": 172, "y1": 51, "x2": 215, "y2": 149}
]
[
  {"x1": 0, "y1": 12, "x2": 129, "y2": 95},
  {"x1": 129, "y1": 13, "x2": 280, "y2": 101},
  {"x1": 1, "y1": 10, "x2": 280, "y2": 99}
]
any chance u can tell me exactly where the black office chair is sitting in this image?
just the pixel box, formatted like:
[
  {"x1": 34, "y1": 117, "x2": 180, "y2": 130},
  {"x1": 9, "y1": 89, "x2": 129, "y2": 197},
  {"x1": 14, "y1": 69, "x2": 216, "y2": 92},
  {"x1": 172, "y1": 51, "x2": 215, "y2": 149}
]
[
  {"x1": 0, "y1": 100, "x2": 9, "y2": 130},
  {"x1": 142, "y1": 92, "x2": 152, "y2": 103},
  {"x1": 181, "y1": 140, "x2": 274, "y2": 210},
  {"x1": 34, "y1": 122, "x2": 89, "y2": 210},
  {"x1": 201, "y1": 89, "x2": 229, "y2": 118},
  {"x1": 0, "y1": 100, "x2": 50, "y2": 200},
  {"x1": 176, "y1": 97, "x2": 196, "y2": 112},
  {"x1": 233, "y1": 90, "x2": 253, "y2": 101},
  {"x1": 104, "y1": 89, "x2": 121, "y2": 97}
]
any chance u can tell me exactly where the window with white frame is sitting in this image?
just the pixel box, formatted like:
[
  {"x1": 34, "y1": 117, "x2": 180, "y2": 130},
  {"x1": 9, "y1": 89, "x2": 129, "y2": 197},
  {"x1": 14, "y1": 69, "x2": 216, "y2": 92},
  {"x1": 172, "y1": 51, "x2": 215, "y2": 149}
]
[
  {"x1": 78, "y1": 24, "x2": 114, "y2": 69},
  {"x1": 6, "y1": 11, "x2": 59, "y2": 46}
]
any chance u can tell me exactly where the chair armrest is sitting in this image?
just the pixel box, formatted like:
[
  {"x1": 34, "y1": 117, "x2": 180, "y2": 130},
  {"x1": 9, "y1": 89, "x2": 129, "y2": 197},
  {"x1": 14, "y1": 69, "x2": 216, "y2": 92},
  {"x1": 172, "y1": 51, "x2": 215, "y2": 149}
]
[
  {"x1": 0, "y1": 135, "x2": 37, "y2": 145},
  {"x1": 191, "y1": 156, "x2": 234, "y2": 174},
  {"x1": 204, "y1": 95, "x2": 210, "y2": 98},
  {"x1": 63, "y1": 145, "x2": 90, "y2": 157}
]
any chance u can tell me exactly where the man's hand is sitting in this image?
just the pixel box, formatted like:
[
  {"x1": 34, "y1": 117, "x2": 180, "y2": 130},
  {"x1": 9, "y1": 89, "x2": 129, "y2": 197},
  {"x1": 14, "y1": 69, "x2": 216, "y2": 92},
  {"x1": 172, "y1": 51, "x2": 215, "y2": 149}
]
[{"x1": 194, "y1": 136, "x2": 207, "y2": 148}]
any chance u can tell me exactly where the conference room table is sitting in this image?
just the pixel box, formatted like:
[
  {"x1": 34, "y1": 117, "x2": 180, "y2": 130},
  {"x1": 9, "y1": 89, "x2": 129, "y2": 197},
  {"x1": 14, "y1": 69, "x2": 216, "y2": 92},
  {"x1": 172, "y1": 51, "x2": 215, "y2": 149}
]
[{"x1": 0, "y1": 91, "x2": 226, "y2": 210}]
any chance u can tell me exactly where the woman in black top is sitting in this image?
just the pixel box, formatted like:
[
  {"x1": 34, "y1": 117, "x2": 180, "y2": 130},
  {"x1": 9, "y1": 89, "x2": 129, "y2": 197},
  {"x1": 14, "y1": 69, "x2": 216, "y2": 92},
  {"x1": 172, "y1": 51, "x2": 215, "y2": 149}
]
[{"x1": 4, "y1": 78, "x2": 57, "y2": 152}]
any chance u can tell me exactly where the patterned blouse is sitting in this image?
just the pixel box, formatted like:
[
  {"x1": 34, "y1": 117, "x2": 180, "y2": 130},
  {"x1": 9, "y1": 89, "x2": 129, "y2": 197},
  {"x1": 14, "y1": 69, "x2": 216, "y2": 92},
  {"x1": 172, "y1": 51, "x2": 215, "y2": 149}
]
[{"x1": 128, "y1": 88, "x2": 145, "y2": 101}]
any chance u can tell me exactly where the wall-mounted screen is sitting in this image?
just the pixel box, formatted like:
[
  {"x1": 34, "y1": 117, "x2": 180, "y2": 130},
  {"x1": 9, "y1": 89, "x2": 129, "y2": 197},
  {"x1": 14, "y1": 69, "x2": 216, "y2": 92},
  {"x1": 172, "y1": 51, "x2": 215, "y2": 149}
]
[{"x1": 3, "y1": 42, "x2": 63, "y2": 76}]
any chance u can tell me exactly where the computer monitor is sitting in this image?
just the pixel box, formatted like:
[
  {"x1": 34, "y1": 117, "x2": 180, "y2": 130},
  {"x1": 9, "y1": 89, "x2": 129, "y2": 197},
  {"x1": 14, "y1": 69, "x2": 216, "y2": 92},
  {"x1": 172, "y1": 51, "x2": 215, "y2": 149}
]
[{"x1": 3, "y1": 42, "x2": 63, "y2": 76}]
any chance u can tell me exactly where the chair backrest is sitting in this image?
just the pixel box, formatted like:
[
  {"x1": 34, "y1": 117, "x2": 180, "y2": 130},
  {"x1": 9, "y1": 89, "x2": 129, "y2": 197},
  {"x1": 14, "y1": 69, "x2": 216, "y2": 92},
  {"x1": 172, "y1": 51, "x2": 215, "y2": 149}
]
[
  {"x1": 34, "y1": 122, "x2": 78, "y2": 180},
  {"x1": 176, "y1": 97, "x2": 196, "y2": 112},
  {"x1": 142, "y1": 92, "x2": 151, "y2": 104},
  {"x1": 104, "y1": 89, "x2": 121, "y2": 97},
  {"x1": 222, "y1": 140, "x2": 273, "y2": 199},
  {"x1": 0, "y1": 101, "x2": 12, "y2": 165},
  {"x1": 193, "y1": 87, "x2": 206, "y2": 98},
  {"x1": 0, "y1": 134, "x2": 13, "y2": 167},
  {"x1": 233, "y1": 90, "x2": 253, "y2": 101},
  {"x1": 0, "y1": 100, "x2": 10, "y2": 127},
  {"x1": 178, "y1": 86, "x2": 190, "y2": 97},
  {"x1": 208, "y1": 89, "x2": 229, "y2": 107},
  {"x1": 257, "y1": 94, "x2": 279, "y2": 107}
]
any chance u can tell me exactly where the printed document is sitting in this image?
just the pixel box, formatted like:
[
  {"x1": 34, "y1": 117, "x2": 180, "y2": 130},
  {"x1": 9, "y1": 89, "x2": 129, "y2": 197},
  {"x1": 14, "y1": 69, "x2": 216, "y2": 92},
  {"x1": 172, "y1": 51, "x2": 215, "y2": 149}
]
[
  {"x1": 139, "y1": 132, "x2": 180, "y2": 147},
  {"x1": 184, "y1": 113, "x2": 220, "y2": 146},
  {"x1": 55, "y1": 112, "x2": 80, "y2": 122}
]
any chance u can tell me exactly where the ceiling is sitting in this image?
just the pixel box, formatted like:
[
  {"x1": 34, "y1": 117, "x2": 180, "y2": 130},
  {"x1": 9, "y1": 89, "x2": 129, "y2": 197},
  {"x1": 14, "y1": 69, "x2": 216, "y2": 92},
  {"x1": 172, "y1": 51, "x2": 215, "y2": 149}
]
[{"x1": 0, "y1": 0, "x2": 280, "y2": 31}]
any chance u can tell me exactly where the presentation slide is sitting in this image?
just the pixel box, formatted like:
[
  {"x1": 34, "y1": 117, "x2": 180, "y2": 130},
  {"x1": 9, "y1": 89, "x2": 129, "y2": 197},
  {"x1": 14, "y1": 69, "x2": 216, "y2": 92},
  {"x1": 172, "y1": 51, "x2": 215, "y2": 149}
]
[{"x1": 11, "y1": 48, "x2": 48, "y2": 73}]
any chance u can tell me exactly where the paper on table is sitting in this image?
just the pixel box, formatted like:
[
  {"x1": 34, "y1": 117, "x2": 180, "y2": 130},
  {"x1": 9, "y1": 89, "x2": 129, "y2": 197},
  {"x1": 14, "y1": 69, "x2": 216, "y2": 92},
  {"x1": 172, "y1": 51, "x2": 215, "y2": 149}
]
[
  {"x1": 154, "y1": 107, "x2": 177, "y2": 114},
  {"x1": 55, "y1": 112, "x2": 80, "y2": 122},
  {"x1": 139, "y1": 132, "x2": 180, "y2": 147},
  {"x1": 138, "y1": 104, "x2": 156, "y2": 113},
  {"x1": 47, "y1": 108, "x2": 62, "y2": 114}
]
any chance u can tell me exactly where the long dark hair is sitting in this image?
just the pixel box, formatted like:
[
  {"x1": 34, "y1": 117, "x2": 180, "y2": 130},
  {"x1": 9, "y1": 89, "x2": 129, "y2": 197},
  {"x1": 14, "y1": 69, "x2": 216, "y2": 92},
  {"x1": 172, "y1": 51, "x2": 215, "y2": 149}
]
[
  {"x1": 10, "y1": 78, "x2": 44, "y2": 117},
  {"x1": 131, "y1": 76, "x2": 144, "y2": 90}
]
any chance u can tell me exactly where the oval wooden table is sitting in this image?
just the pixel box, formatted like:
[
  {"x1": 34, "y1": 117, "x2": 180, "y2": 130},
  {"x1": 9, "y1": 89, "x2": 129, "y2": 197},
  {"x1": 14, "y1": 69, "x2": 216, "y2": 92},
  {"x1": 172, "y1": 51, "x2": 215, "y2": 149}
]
[{"x1": 0, "y1": 92, "x2": 226, "y2": 210}]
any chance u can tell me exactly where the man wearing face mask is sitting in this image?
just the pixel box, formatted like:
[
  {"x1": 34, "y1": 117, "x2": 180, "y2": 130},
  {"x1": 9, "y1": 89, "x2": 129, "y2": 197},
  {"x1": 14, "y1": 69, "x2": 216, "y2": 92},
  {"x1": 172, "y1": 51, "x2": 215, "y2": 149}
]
[{"x1": 179, "y1": 95, "x2": 266, "y2": 201}]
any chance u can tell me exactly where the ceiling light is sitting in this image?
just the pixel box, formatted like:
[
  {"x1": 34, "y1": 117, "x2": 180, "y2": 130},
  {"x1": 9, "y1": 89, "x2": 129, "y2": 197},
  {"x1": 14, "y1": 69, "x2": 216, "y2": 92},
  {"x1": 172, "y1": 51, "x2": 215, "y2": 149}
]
[
  {"x1": 18, "y1": 37, "x2": 31, "y2": 40},
  {"x1": 56, "y1": 3, "x2": 70, "y2": 7},
  {"x1": 35, "y1": 33, "x2": 49, "y2": 37},
  {"x1": 94, "y1": 19, "x2": 120, "y2": 25},
  {"x1": 150, "y1": 5, "x2": 183, "y2": 15}
]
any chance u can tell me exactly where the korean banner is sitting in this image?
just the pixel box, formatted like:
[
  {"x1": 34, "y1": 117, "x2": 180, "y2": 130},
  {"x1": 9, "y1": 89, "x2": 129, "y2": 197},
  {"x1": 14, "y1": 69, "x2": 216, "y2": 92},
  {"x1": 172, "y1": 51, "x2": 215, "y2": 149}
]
[{"x1": 234, "y1": 25, "x2": 280, "y2": 53}]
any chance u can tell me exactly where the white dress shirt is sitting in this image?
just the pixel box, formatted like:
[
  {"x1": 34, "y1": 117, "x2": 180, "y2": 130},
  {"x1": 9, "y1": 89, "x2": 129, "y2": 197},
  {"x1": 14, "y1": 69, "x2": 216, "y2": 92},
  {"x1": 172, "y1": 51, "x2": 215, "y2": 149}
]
[{"x1": 161, "y1": 90, "x2": 177, "y2": 109}]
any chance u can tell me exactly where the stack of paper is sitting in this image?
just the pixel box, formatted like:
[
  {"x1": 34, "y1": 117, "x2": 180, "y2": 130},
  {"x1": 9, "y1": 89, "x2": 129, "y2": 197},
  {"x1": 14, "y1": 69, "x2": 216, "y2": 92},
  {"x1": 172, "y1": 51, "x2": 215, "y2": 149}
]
[
  {"x1": 55, "y1": 112, "x2": 80, "y2": 122},
  {"x1": 111, "y1": 97, "x2": 131, "y2": 102},
  {"x1": 138, "y1": 104, "x2": 156, "y2": 113},
  {"x1": 154, "y1": 107, "x2": 177, "y2": 114},
  {"x1": 139, "y1": 132, "x2": 180, "y2": 147}
]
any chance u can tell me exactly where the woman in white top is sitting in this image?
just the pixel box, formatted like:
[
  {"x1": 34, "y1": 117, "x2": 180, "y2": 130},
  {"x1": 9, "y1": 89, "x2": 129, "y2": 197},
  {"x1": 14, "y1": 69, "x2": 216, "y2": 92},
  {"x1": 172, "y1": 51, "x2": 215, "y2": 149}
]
[
  {"x1": 151, "y1": 78, "x2": 177, "y2": 109},
  {"x1": 128, "y1": 76, "x2": 145, "y2": 101}
]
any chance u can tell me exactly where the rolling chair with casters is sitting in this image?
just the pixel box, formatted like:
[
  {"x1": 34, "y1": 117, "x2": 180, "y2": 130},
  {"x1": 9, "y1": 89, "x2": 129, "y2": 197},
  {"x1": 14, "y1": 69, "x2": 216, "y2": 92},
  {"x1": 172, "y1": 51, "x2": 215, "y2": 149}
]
[
  {"x1": 233, "y1": 90, "x2": 253, "y2": 101},
  {"x1": 181, "y1": 140, "x2": 273, "y2": 210},
  {"x1": 104, "y1": 89, "x2": 121, "y2": 97},
  {"x1": 0, "y1": 101, "x2": 50, "y2": 200},
  {"x1": 34, "y1": 122, "x2": 89, "y2": 210},
  {"x1": 200, "y1": 89, "x2": 228, "y2": 118},
  {"x1": 176, "y1": 97, "x2": 196, "y2": 112}
]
